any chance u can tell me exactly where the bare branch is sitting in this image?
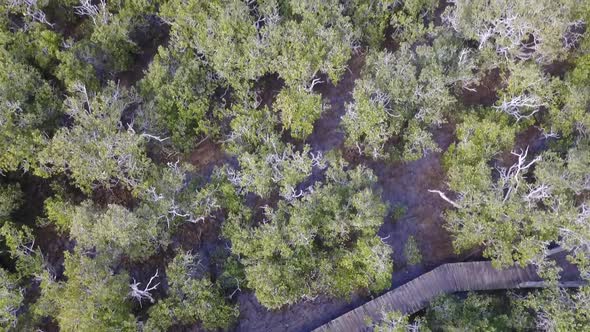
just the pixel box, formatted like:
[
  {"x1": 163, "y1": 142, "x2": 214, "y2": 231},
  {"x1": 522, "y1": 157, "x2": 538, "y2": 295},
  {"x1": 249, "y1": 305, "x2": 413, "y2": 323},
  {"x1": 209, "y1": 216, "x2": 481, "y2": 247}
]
[
  {"x1": 9, "y1": 0, "x2": 54, "y2": 27},
  {"x1": 564, "y1": 20, "x2": 585, "y2": 50},
  {"x1": 309, "y1": 151, "x2": 326, "y2": 168},
  {"x1": 228, "y1": 277, "x2": 241, "y2": 299},
  {"x1": 497, "y1": 146, "x2": 541, "y2": 202},
  {"x1": 140, "y1": 133, "x2": 170, "y2": 142},
  {"x1": 538, "y1": 126, "x2": 560, "y2": 140},
  {"x1": 494, "y1": 94, "x2": 544, "y2": 121},
  {"x1": 306, "y1": 77, "x2": 323, "y2": 92},
  {"x1": 523, "y1": 183, "x2": 552, "y2": 207},
  {"x1": 129, "y1": 270, "x2": 160, "y2": 307},
  {"x1": 74, "y1": 0, "x2": 108, "y2": 25},
  {"x1": 146, "y1": 187, "x2": 164, "y2": 202},
  {"x1": 282, "y1": 186, "x2": 304, "y2": 201},
  {"x1": 428, "y1": 189, "x2": 461, "y2": 209}
]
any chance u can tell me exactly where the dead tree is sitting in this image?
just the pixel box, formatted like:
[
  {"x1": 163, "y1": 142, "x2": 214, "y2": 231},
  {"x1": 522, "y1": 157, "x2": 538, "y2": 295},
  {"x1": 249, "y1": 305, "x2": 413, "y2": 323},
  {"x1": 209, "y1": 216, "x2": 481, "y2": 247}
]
[{"x1": 129, "y1": 270, "x2": 160, "y2": 307}]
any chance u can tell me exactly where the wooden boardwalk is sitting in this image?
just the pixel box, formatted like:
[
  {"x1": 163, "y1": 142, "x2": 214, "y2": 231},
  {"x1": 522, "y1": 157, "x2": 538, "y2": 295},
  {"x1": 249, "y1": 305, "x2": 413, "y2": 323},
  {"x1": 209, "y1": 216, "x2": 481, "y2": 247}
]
[{"x1": 314, "y1": 261, "x2": 583, "y2": 332}]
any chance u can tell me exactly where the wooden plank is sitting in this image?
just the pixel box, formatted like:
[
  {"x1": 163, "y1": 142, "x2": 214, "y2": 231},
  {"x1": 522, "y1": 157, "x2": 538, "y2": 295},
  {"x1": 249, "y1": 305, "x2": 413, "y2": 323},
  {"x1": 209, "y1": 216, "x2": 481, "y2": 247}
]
[{"x1": 313, "y1": 261, "x2": 582, "y2": 332}]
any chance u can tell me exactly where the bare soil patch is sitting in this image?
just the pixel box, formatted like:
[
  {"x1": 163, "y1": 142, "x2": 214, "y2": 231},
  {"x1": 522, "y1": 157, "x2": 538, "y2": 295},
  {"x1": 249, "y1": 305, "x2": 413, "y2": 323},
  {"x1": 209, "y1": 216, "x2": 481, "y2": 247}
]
[
  {"x1": 459, "y1": 68, "x2": 503, "y2": 107},
  {"x1": 118, "y1": 16, "x2": 170, "y2": 88},
  {"x1": 186, "y1": 138, "x2": 230, "y2": 174},
  {"x1": 307, "y1": 52, "x2": 366, "y2": 152},
  {"x1": 496, "y1": 126, "x2": 547, "y2": 169},
  {"x1": 235, "y1": 292, "x2": 368, "y2": 332}
]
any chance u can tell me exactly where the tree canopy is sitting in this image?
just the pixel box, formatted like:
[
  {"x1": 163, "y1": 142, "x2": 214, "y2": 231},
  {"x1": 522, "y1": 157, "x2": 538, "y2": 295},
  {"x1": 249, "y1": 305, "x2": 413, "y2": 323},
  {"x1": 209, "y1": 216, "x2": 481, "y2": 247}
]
[
  {"x1": 1, "y1": 0, "x2": 589, "y2": 330},
  {"x1": 223, "y1": 158, "x2": 391, "y2": 309}
]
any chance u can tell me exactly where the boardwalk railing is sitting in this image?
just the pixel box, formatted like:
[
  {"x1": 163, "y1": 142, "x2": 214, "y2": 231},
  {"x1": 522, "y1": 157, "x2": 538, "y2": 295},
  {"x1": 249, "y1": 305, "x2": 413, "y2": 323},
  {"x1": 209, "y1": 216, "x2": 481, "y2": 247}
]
[{"x1": 314, "y1": 261, "x2": 584, "y2": 332}]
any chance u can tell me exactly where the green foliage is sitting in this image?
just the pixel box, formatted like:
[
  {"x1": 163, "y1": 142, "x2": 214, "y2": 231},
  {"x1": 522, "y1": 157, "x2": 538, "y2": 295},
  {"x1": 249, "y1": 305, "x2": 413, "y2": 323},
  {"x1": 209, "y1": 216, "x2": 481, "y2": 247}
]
[
  {"x1": 391, "y1": 0, "x2": 438, "y2": 44},
  {"x1": 367, "y1": 292, "x2": 575, "y2": 331},
  {"x1": 88, "y1": 15, "x2": 137, "y2": 73},
  {"x1": 443, "y1": 113, "x2": 589, "y2": 269},
  {"x1": 181, "y1": 171, "x2": 243, "y2": 222},
  {"x1": 1, "y1": 0, "x2": 589, "y2": 328},
  {"x1": 37, "y1": 82, "x2": 151, "y2": 193},
  {"x1": 71, "y1": 1, "x2": 139, "y2": 75},
  {"x1": 343, "y1": 0, "x2": 393, "y2": 48},
  {"x1": 342, "y1": 77, "x2": 394, "y2": 159},
  {"x1": 235, "y1": 140, "x2": 323, "y2": 198},
  {"x1": 0, "y1": 53, "x2": 61, "y2": 172},
  {"x1": 43, "y1": 196, "x2": 75, "y2": 233},
  {"x1": 425, "y1": 293, "x2": 531, "y2": 331},
  {"x1": 274, "y1": 86, "x2": 325, "y2": 140},
  {"x1": 55, "y1": 45, "x2": 101, "y2": 91},
  {"x1": 140, "y1": 46, "x2": 223, "y2": 150},
  {"x1": 404, "y1": 236, "x2": 422, "y2": 266},
  {"x1": 267, "y1": 0, "x2": 355, "y2": 85},
  {"x1": 0, "y1": 23, "x2": 62, "y2": 74},
  {"x1": 570, "y1": 53, "x2": 590, "y2": 86},
  {"x1": 368, "y1": 310, "x2": 423, "y2": 332},
  {"x1": 546, "y1": 53, "x2": 590, "y2": 140},
  {"x1": 533, "y1": 143, "x2": 590, "y2": 275},
  {"x1": 37, "y1": 251, "x2": 136, "y2": 331},
  {"x1": 135, "y1": 162, "x2": 190, "y2": 225},
  {"x1": 443, "y1": 112, "x2": 516, "y2": 193},
  {"x1": 343, "y1": 33, "x2": 472, "y2": 159},
  {"x1": 369, "y1": 289, "x2": 590, "y2": 331},
  {"x1": 0, "y1": 223, "x2": 43, "y2": 280},
  {"x1": 0, "y1": 268, "x2": 23, "y2": 330},
  {"x1": 69, "y1": 201, "x2": 164, "y2": 262},
  {"x1": 134, "y1": 162, "x2": 242, "y2": 239},
  {"x1": 160, "y1": 0, "x2": 263, "y2": 91},
  {"x1": 225, "y1": 102, "x2": 279, "y2": 154},
  {"x1": 402, "y1": 120, "x2": 441, "y2": 161},
  {"x1": 144, "y1": 252, "x2": 239, "y2": 331},
  {"x1": 224, "y1": 160, "x2": 391, "y2": 309},
  {"x1": 495, "y1": 62, "x2": 557, "y2": 123},
  {"x1": 0, "y1": 184, "x2": 22, "y2": 220},
  {"x1": 443, "y1": 0, "x2": 585, "y2": 64},
  {"x1": 226, "y1": 106, "x2": 326, "y2": 198},
  {"x1": 0, "y1": 1, "x2": 50, "y2": 28},
  {"x1": 108, "y1": 0, "x2": 166, "y2": 17},
  {"x1": 161, "y1": 0, "x2": 354, "y2": 92},
  {"x1": 391, "y1": 203, "x2": 407, "y2": 221},
  {"x1": 216, "y1": 254, "x2": 247, "y2": 295},
  {"x1": 45, "y1": 0, "x2": 157, "y2": 88},
  {"x1": 515, "y1": 287, "x2": 590, "y2": 331},
  {"x1": 0, "y1": 185, "x2": 40, "y2": 282}
]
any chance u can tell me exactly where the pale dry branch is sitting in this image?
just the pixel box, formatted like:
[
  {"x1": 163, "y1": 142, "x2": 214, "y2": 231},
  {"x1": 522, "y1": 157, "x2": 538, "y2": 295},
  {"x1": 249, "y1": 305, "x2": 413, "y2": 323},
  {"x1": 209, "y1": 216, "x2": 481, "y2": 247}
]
[
  {"x1": 141, "y1": 133, "x2": 170, "y2": 142},
  {"x1": 498, "y1": 146, "x2": 541, "y2": 202},
  {"x1": 74, "y1": 0, "x2": 108, "y2": 25},
  {"x1": 229, "y1": 277, "x2": 242, "y2": 299},
  {"x1": 494, "y1": 94, "x2": 544, "y2": 121},
  {"x1": 129, "y1": 270, "x2": 160, "y2": 307},
  {"x1": 428, "y1": 189, "x2": 461, "y2": 209},
  {"x1": 306, "y1": 77, "x2": 323, "y2": 92}
]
